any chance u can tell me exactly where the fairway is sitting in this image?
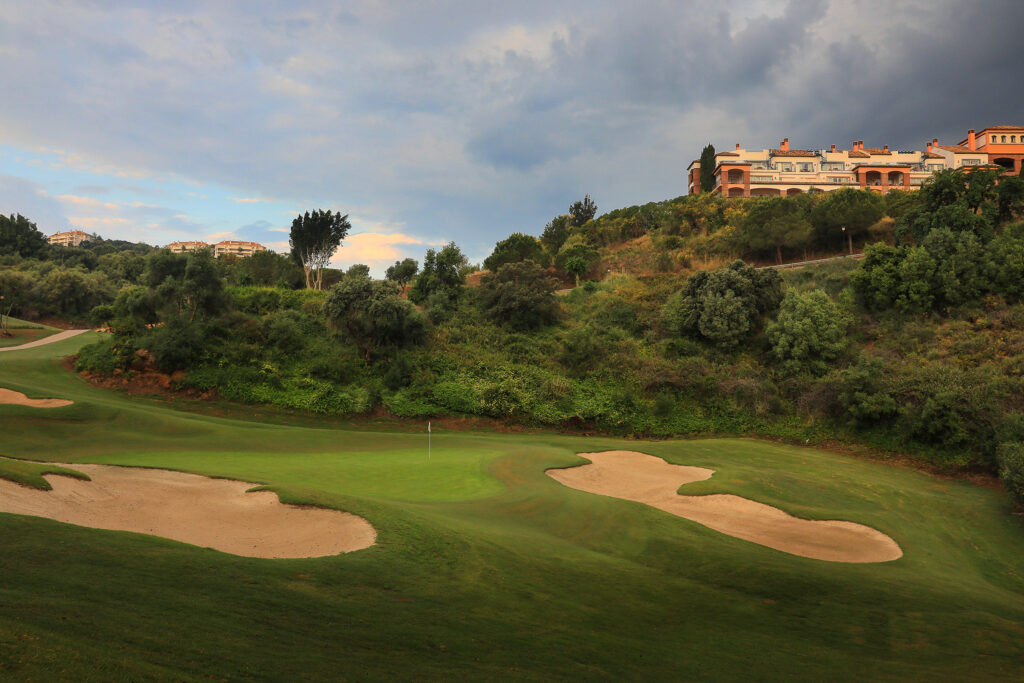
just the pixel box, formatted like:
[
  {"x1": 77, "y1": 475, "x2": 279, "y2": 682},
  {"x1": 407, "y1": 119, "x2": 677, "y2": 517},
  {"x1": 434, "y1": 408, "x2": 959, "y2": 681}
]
[{"x1": 3, "y1": 335, "x2": 1024, "y2": 680}]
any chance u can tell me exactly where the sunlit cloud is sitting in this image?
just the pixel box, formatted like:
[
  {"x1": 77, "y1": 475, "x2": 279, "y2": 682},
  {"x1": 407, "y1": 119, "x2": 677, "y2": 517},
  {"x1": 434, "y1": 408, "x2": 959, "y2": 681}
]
[
  {"x1": 331, "y1": 231, "x2": 425, "y2": 269},
  {"x1": 57, "y1": 194, "x2": 119, "y2": 209}
]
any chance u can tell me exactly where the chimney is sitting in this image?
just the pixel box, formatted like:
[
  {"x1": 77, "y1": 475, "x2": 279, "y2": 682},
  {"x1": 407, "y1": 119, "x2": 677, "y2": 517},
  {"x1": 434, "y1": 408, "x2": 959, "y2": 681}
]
[
  {"x1": 926, "y1": 141, "x2": 932, "y2": 154},
  {"x1": 933, "y1": 137, "x2": 938, "y2": 148},
  {"x1": 883, "y1": 144, "x2": 889, "y2": 153},
  {"x1": 859, "y1": 140, "x2": 864, "y2": 151},
  {"x1": 780, "y1": 137, "x2": 790, "y2": 152},
  {"x1": 735, "y1": 143, "x2": 740, "y2": 151},
  {"x1": 831, "y1": 144, "x2": 836, "y2": 152},
  {"x1": 968, "y1": 129, "x2": 976, "y2": 151}
]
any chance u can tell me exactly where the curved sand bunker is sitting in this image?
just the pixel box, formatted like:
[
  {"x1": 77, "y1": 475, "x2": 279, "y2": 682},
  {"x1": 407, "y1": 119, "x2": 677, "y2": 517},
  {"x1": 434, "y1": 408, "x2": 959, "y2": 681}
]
[
  {"x1": 0, "y1": 464, "x2": 376, "y2": 558},
  {"x1": 0, "y1": 387, "x2": 73, "y2": 408},
  {"x1": 547, "y1": 451, "x2": 902, "y2": 563}
]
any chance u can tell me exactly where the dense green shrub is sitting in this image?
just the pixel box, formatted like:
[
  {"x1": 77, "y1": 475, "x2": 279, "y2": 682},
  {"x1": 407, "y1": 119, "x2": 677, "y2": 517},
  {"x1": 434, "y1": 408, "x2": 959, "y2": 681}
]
[
  {"x1": 997, "y1": 442, "x2": 1024, "y2": 502},
  {"x1": 663, "y1": 260, "x2": 782, "y2": 347},
  {"x1": 766, "y1": 290, "x2": 850, "y2": 375}
]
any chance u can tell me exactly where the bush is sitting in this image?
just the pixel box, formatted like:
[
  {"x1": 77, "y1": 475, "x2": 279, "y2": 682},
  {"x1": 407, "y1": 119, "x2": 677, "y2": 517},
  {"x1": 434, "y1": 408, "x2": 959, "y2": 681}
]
[
  {"x1": 997, "y1": 442, "x2": 1024, "y2": 502},
  {"x1": 766, "y1": 290, "x2": 850, "y2": 375}
]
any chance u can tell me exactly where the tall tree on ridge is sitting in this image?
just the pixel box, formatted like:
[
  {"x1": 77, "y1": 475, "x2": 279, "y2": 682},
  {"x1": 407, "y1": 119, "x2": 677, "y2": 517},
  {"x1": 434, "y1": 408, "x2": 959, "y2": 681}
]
[
  {"x1": 289, "y1": 209, "x2": 351, "y2": 290},
  {"x1": 699, "y1": 144, "x2": 716, "y2": 195}
]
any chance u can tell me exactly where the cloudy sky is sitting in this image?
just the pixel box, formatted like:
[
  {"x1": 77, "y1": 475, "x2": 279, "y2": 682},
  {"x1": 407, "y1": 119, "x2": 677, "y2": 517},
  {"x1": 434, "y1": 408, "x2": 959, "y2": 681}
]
[{"x1": 1, "y1": 0, "x2": 1022, "y2": 273}]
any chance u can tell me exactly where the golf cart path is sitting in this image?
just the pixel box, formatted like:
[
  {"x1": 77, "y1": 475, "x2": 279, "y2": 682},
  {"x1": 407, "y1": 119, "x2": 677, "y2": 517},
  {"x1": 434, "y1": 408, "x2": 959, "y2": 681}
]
[
  {"x1": 548, "y1": 450, "x2": 902, "y2": 563},
  {"x1": 0, "y1": 329, "x2": 90, "y2": 352}
]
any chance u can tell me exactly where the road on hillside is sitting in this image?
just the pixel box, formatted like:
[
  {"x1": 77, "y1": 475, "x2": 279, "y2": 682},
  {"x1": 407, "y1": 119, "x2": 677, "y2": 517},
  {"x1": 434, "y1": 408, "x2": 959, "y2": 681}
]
[{"x1": 0, "y1": 329, "x2": 91, "y2": 353}]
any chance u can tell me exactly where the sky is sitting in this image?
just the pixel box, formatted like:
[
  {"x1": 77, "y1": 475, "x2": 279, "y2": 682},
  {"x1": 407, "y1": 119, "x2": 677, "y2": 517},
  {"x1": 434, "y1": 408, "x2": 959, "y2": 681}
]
[{"x1": 1, "y1": 0, "x2": 1022, "y2": 274}]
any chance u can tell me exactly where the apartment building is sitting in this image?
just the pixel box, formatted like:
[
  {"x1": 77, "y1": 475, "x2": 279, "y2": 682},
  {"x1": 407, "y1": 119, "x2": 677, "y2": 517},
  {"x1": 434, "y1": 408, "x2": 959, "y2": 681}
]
[
  {"x1": 687, "y1": 125, "x2": 1021, "y2": 197},
  {"x1": 213, "y1": 240, "x2": 267, "y2": 258},
  {"x1": 48, "y1": 230, "x2": 94, "y2": 247},
  {"x1": 165, "y1": 241, "x2": 211, "y2": 253}
]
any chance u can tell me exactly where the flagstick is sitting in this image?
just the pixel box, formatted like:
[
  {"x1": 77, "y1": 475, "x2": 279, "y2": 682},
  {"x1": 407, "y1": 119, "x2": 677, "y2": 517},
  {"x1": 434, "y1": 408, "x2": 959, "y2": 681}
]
[{"x1": 428, "y1": 421, "x2": 431, "y2": 460}]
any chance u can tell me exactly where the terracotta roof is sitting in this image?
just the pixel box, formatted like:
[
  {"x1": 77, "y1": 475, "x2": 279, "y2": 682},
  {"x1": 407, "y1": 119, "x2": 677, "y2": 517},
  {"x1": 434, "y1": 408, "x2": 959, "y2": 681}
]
[
  {"x1": 51, "y1": 230, "x2": 92, "y2": 238},
  {"x1": 847, "y1": 150, "x2": 870, "y2": 158},
  {"x1": 923, "y1": 152, "x2": 944, "y2": 159},
  {"x1": 861, "y1": 148, "x2": 891, "y2": 155},
  {"x1": 985, "y1": 125, "x2": 1024, "y2": 130},
  {"x1": 715, "y1": 152, "x2": 740, "y2": 156},
  {"x1": 937, "y1": 145, "x2": 976, "y2": 154},
  {"x1": 769, "y1": 149, "x2": 817, "y2": 157}
]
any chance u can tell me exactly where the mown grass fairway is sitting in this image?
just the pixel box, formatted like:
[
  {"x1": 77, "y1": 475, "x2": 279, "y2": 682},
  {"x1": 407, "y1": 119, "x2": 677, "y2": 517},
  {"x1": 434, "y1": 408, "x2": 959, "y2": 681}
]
[{"x1": 2, "y1": 335, "x2": 1024, "y2": 681}]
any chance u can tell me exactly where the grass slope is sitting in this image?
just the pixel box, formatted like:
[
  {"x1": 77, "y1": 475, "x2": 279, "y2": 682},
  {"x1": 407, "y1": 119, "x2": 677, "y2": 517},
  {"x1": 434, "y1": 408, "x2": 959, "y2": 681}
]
[
  {"x1": 1, "y1": 335, "x2": 1023, "y2": 680},
  {"x1": 0, "y1": 316, "x2": 59, "y2": 348}
]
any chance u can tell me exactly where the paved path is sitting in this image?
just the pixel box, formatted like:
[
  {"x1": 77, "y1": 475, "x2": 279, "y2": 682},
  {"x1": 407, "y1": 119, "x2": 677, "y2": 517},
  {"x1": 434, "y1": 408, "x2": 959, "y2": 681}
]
[
  {"x1": 757, "y1": 253, "x2": 865, "y2": 270},
  {"x1": 0, "y1": 329, "x2": 90, "y2": 353}
]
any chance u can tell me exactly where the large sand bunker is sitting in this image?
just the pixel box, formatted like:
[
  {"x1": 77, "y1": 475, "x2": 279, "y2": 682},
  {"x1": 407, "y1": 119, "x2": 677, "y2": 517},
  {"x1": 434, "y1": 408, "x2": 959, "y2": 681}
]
[
  {"x1": 547, "y1": 451, "x2": 902, "y2": 563},
  {"x1": 0, "y1": 387, "x2": 73, "y2": 408},
  {"x1": 0, "y1": 464, "x2": 376, "y2": 558}
]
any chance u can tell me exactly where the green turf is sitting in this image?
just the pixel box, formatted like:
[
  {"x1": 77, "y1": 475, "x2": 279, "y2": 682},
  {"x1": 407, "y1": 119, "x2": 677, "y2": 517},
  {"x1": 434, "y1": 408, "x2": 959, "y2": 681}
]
[
  {"x1": 0, "y1": 316, "x2": 59, "y2": 348},
  {"x1": 0, "y1": 456, "x2": 90, "y2": 490},
  {"x1": 2, "y1": 335, "x2": 1024, "y2": 680}
]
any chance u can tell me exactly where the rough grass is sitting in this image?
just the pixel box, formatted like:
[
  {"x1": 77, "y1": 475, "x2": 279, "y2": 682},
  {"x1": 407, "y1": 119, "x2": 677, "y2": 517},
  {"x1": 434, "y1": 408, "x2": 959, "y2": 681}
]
[{"x1": 2, "y1": 334, "x2": 1024, "y2": 681}]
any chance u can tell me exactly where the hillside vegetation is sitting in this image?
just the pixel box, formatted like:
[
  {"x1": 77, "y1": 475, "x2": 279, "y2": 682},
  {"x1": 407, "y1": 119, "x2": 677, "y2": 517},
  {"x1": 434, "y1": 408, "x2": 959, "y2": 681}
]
[{"x1": 5, "y1": 170, "x2": 1024, "y2": 500}]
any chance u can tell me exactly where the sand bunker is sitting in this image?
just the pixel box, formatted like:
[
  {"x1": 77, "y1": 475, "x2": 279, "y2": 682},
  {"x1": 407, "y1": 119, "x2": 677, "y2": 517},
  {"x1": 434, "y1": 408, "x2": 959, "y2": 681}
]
[
  {"x1": 547, "y1": 451, "x2": 902, "y2": 563},
  {"x1": 0, "y1": 387, "x2": 73, "y2": 408},
  {"x1": 0, "y1": 464, "x2": 376, "y2": 558}
]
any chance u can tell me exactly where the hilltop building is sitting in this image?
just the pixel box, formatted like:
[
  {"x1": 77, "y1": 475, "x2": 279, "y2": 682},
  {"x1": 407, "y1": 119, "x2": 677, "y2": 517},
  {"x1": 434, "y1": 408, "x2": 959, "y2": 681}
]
[
  {"x1": 48, "y1": 230, "x2": 94, "y2": 247},
  {"x1": 165, "y1": 241, "x2": 211, "y2": 253},
  {"x1": 164, "y1": 240, "x2": 268, "y2": 258},
  {"x1": 687, "y1": 125, "x2": 1023, "y2": 197},
  {"x1": 213, "y1": 240, "x2": 267, "y2": 258}
]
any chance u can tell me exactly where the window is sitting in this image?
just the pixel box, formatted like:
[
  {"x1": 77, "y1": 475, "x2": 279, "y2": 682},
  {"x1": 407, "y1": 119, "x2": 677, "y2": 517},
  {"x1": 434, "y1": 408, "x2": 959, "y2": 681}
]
[
  {"x1": 927, "y1": 164, "x2": 944, "y2": 172},
  {"x1": 797, "y1": 163, "x2": 814, "y2": 172},
  {"x1": 828, "y1": 177, "x2": 849, "y2": 184},
  {"x1": 1002, "y1": 135, "x2": 1007, "y2": 143},
  {"x1": 777, "y1": 163, "x2": 794, "y2": 172},
  {"x1": 751, "y1": 175, "x2": 773, "y2": 183},
  {"x1": 1013, "y1": 136, "x2": 1018, "y2": 143},
  {"x1": 822, "y1": 162, "x2": 845, "y2": 171},
  {"x1": 962, "y1": 158, "x2": 980, "y2": 166}
]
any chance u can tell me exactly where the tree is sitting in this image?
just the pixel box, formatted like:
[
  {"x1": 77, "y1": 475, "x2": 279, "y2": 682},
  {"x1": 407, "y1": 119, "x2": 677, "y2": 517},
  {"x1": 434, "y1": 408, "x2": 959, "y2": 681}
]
[
  {"x1": 662, "y1": 260, "x2": 782, "y2": 347},
  {"x1": 385, "y1": 258, "x2": 419, "y2": 286},
  {"x1": 540, "y1": 215, "x2": 570, "y2": 255},
  {"x1": 0, "y1": 214, "x2": 48, "y2": 259},
  {"x1": 142, "y1": 249, "x2": 227, "y2": 323},
  {"x1": 478, "y1": 260, "x2": 560, "y2": 330},
  {"x1": 346, "y1": 263, "x2": 371, "y2": 280},
  {"x1": 239, "y1": 250, "x2": 303, "y2": 288},
  {"x1": 483, "y1": 233, "x2": 548, "y2": 272},
  {"x1": 766, "y1": 290, "x2": 850, "y2": 375},
  {"x1": 568, "y1": 194, "x2": 597, "y2": 227},
  {"x1": 289, "y1": 210, "x2": 351, "y2": 290},
  {"x1": 409, "y1": 242, "x2": 468, "y2": 306},
  {"x1": 809, "y1": 188, "x2": 883, "y2": 250},
  {"x1": 564, "y1": 255, "x2": 589, "y2": 286},
  {"x1": 740, "y1": 197, "x2": 813, "y2": 264},
  {"x1": 324, "y1": 279, "x2": 426, "y2": 360},
  {"x1": 699, "y1": 144, "x2": 716, "y2": 195}
]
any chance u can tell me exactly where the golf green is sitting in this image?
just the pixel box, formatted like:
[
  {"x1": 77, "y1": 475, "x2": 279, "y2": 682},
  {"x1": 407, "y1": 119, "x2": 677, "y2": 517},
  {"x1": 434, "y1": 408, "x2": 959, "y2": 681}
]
[{"x1": 2, "y1": 334, "x2": 1024, "y2": 681}]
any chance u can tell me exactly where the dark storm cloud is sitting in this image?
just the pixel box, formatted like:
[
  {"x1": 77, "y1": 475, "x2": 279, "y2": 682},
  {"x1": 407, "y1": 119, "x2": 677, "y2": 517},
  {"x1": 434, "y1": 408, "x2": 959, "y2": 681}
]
[{"x1": 0, "y1": 0, "x2": 1021, "y2": 261}]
